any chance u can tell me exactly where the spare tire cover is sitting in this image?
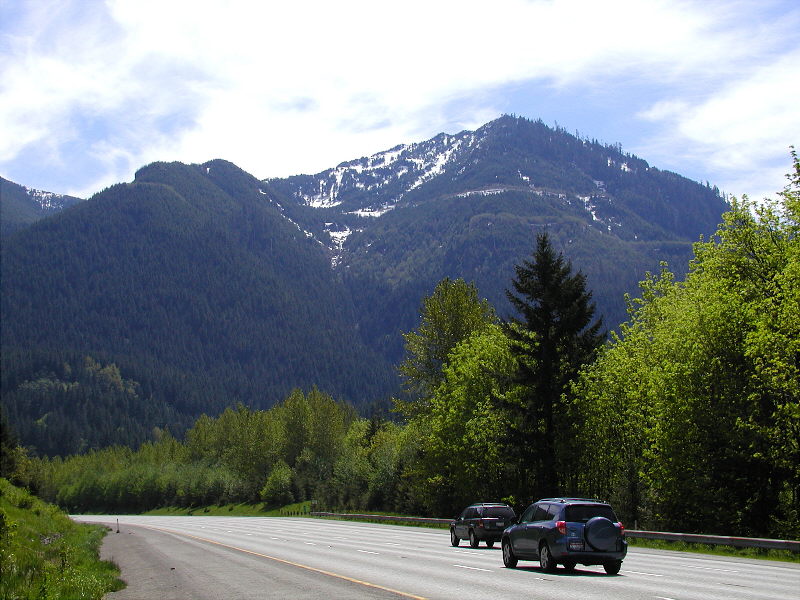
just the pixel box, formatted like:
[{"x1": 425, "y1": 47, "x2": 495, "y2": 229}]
[{"x1": 584, "y1": 516, "x2": 618, "y2": 551}]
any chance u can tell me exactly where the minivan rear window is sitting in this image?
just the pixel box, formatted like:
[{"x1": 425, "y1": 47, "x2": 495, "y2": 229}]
[{"x1": 565, "y1": 504, "x2": 617, "y2": 522}]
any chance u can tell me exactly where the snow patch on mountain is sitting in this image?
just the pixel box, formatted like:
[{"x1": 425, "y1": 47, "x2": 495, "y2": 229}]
[
  {"x1": 23, "y1": 186, "x2": 76, "y2": 212},
  {"x1": 294, "y1": 131, "x2": 478, "y2": 213},
  {"x1": 607, "y1": 159, "x2": 633, "y2": 173},
  {"x1": 456, "y1": 188, "x2": 508, "y2": 198},
  {"x1": 325, "y1": 223, "x2": 355, "y2": 267},
  {"x1": 348, "y1": 204, "x2": 395, "y2": 218},
  {"x1": 407, "y1": 134, "x2": 472, "y2": 191},
  {"x1": 580, "y1": 195, "x2": 600, "y2": 222}
]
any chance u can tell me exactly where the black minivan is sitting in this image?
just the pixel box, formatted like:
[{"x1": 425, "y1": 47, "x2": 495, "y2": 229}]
[
  {"x1": 451, "y1": 503, "x2": 516, "y2": 548},
  {"x1": 501, "y1": 498, "x2": 627, "y2": 574}
]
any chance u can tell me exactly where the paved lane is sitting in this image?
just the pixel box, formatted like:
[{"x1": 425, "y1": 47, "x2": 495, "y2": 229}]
[{"x1": 74, "y1": 515, "x2": 800, "y2": 600}]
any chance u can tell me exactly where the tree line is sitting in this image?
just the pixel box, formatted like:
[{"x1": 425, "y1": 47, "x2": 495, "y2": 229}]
[{"x1": 3, "y1": 154, "x2": 798, "y2": 539}]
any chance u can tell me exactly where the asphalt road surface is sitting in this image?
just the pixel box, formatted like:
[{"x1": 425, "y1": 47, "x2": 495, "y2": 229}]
[{"x1": 72, "y1": 515, "x2": 800, "y2": 600}]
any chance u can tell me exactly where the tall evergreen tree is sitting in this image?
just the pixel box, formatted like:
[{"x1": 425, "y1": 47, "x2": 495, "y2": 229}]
[{"x1": 503, "y1": 232, "x2": 605, "y2": 499}]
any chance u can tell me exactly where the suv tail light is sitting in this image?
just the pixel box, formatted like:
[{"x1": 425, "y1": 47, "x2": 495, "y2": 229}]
[
  {"x1": 556, "y1": 520, "x2": 567, "y2": 535},
  {"x1": 617, "y1": 522, "x2": 625, "y2": 535}
]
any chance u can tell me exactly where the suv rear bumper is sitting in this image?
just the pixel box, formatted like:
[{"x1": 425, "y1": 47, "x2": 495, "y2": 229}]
[
  {"x1": 474, "y1": 528, "x2": 505, "y2": 542},
  {"x1": 552, "y1": 538, "x2": 627, "y2": 564}
]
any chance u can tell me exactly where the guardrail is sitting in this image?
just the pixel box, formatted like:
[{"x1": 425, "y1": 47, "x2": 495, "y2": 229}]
[
  {"x1": 311, "y1": 512, "x2": 450, "y2": 526},
  {"x1": 310, "y1": 512, "x2": 800, "y2": 552},
  {"x1": 625, "y1": 529, "x2": 800, "y2": 552}
]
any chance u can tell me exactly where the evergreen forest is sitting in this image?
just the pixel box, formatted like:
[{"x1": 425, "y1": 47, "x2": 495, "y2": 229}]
[{"x1": 4, "y1": 153, "x2": 798, "y2": 539}]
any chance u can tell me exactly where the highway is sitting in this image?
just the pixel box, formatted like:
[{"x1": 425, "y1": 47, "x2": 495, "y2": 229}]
[{"x1": 72, "y1": 515, "x2": 800, "y2": 600}]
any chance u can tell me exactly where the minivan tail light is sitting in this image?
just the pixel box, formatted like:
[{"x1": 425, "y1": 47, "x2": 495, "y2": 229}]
[{"x1": 556, "y1": 520, "x2": 567, "y2": 535}]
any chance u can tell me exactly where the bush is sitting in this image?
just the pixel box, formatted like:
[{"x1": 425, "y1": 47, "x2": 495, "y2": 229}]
[{"x1": 260, "y1": 461, "x2": 294, "y2": 507}]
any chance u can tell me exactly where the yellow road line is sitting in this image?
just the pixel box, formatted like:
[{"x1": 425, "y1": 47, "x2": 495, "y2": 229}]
[{"x1": 136, "y1": 523, "x2": 428, "y2": 600}]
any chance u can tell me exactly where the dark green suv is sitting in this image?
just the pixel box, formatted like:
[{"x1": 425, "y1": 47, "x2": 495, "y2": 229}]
[
  {"x1": 501, "y1": 498, "x2": 627, "y2": 574},
  {"x1": 450, "y1": 503, "x2": 516, "y2": 548}
]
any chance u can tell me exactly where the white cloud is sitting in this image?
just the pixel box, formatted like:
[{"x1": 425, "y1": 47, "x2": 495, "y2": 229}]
[
  {"x1": 636, "y1": 46, "x2": 800, "y2": 200},
  {"x1": 1, "y1": 0, "x2": 798, "y2": 199}
]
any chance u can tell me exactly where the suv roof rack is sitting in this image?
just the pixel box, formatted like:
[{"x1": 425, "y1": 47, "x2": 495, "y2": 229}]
[{"x1": 537, "y1": 497, "x2": 606, "y2": 504}]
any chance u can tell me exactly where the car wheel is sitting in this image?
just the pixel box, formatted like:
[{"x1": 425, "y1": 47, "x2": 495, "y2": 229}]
[
  {"x1": 450, "y1": 529, "x2": 459, "y2": 547},
  {"x1": 539, "y1": 542, "x2": 557, "y2": 573},
  {"x1": 604, "y1": 560, "x2": 622, "y2": 575},
  {"x1": 486, "y1": 540, "x2": 495, "y2": 548},
  {"x1": 562, "y1": 560, "x2": 576, "y2": 572},
  {"x1": 469, "y1": 529, "x2": 479, "y2": 549},
  {"x1": 502, "y1": 538, "x2": 518, "y2": 568}
]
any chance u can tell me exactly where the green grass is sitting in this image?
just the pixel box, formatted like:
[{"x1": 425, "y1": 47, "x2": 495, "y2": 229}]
[
  {"x1": 0, "y1": 478, "x2": 123, "y2": 600},
  {"x1": 144, "y1": 499, "x2": 313, "y2": 517},
  {"x1": 626, "y1": 535, "x2": 799, "y2": 563},
  {"x1": 145, "y1": 502, "x2": 450, "y2": 528},
  {"x1": 311, "y1": 510, "x2": 450, "y2": 529}
]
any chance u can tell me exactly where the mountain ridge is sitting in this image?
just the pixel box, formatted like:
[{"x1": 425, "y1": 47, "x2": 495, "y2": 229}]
[
  {"x1": 268, "y1": 115, "x2": 725, "y2": 270},
  {"x1": 265, "y1": 115, "x2": 727, "y2": 360},
  {"x1": 1, "y1": 115, "x2": 729, "y2": 455},
  {"x1": 0, "y1": 176, "x2": 83, "y2": 237}
]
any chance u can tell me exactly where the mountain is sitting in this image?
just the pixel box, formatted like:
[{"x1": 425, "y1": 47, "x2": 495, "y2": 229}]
[
  {"x1": 1, "y1": 116, "x2": 728, "y2": 455},
  {"x1": 1, "y1": 159, "x2": 395, "y2": 454},
  {"x1": 270, "y1": 115, "x2": 728, "y2": 360},
  {"x1": 0, "y1": 176, "x2": 83, "y2": 237}
]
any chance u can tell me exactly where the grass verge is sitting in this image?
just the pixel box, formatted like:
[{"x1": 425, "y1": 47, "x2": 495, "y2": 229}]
[
  {"x1": 144, "y1": 499, "x2": 313, "y2": 517},
  {"x1": 312, "y1": 511, "x2": 450, "y2": 529},
  {"x1": 627, "y1": 535, "x2": 799, "y2": 563},
  {"x1": 0, "y1": 478, "x2": 123, "y2": 600}
]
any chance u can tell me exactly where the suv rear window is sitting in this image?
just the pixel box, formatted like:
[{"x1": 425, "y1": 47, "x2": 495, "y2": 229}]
[
  {"x1": 481, "y1": 506, "x2": 515, "y2": 519},
  {"x1": 565, "y1": 504, "x2": 617, "y2": 522}
]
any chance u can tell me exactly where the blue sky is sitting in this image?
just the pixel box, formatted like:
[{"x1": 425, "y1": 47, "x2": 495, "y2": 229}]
[{"x1": 1, "y1": 0, "x2": 798, "y2": 201}]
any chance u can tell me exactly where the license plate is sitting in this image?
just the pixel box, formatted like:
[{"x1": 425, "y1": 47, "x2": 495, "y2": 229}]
[
  {"x1": 568, "y1": 540, "x2": 584, "y2": 551},
  {"x1": 497, "y1": 521, "x2": 504, "y2": 527}
]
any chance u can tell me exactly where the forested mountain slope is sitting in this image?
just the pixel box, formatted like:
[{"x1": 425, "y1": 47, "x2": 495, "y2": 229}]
[
  {"x1": 1, "y1": 117, "x2": 729, "y2": 455},
  {"x1": 1, "y1": 160, "x2": 395, "y2": 453}
]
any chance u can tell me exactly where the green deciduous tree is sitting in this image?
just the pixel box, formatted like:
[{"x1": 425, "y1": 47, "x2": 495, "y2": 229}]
[
  {"x1": 398, "y1": 278, "x2": 495, "y2": 415},
  {"x1": 573, "y1": 153, "x2": 800, "y2": 537},
  {"x1": 416, "y1": 324, "x2": 521, "y2": 515},
  {"x1": 260, "y1": 460, "x2": 294, "y2": 506}
]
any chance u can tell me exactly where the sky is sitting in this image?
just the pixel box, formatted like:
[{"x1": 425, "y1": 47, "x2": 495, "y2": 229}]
[{"x1": 1, "y1": 0, "x2": 798, "y2": 201}]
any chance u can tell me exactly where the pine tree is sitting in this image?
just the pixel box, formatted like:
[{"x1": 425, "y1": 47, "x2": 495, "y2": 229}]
[{"x1": 503, "y1": 232, "x2": 605, "y2": 498}]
